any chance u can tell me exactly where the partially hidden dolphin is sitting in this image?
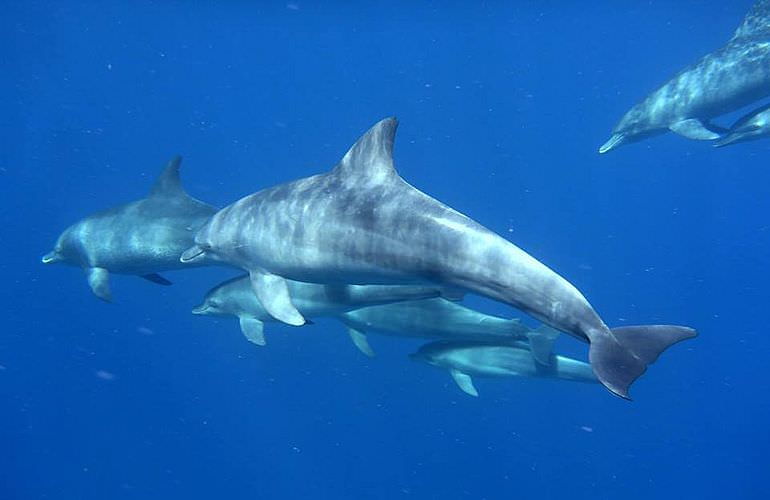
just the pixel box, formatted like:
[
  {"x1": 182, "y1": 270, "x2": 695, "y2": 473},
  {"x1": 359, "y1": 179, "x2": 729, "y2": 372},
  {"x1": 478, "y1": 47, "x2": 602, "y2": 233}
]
[
  {"x1": 338, "y1": 298, "x2": 560, "y2": 364},
  {"x1": 410, "y1": 340, "x2": 597, "y2": 397},
  {"x1": 715, "y1": 102, "x2": 770, "y2": 147},
  {"x1": 43, "y1": 156, "x2": 217, "y2": 301},
  {"x1": 181, "y1": 117, "x2": 696, "y2": 399},
  {"x1": 599, "y1": 0, "x2": 770, "y2": 153},
  {"x1": 192, "y1": 274, "x2": 450, "y2": 346}
]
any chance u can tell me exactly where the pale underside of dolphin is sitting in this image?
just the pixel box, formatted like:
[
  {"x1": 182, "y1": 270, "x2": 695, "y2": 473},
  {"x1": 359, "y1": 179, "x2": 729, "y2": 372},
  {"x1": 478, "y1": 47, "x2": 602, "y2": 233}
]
[
  {"x1": 714, "y1": 102, "x2": 770, "y2": 147},
  {"x1": 182, "y1": 117, "x2": 696, "y2": 399},
  {"x1": 600, "y1": 0, "x2": 770, "y2": 153},
  {"x1": 42, "y1": 156, "x2": 217, "y2": 301},
  {"x1": 410, "y1": 340, "x2": 597, "y2": 397},
  {"x1": 192, "y1": 274, "x2": 450, "y2": 346},
  {"x1": 338, "y1": 298, "x2": 560, "y2": 364}
]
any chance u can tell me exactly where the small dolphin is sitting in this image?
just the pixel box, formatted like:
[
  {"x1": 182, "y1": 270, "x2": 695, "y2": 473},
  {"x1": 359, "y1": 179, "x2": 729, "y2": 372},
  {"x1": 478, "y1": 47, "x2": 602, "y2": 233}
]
[
  {"x1": 339, "y1": 298, "x2": 560, "y2": 364},
  {"x1": 42, "y1": 156, "x2": 217, "y2": 301},
  {"x1": 192, "y1": 274, "x2": 448, "y2": 346},
  {"x1": 182, "y1": 117, "x2": 696, "y2": 399},
  {"x1": 715, "y1": 103, "x2": 770, "y2": 147},
  {"x1": 600, "y1": 0, "x2": 770, "y2": 153},
  {"x1": 410, "y1": 340, "x2": 597, "y2": 397}
]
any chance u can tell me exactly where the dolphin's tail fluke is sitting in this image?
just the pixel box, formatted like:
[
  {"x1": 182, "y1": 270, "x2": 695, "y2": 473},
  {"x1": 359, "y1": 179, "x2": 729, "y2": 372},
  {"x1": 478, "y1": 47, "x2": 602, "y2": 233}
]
[{"x1": 588, "y1": 325, "x2": 696, "y2": 399}]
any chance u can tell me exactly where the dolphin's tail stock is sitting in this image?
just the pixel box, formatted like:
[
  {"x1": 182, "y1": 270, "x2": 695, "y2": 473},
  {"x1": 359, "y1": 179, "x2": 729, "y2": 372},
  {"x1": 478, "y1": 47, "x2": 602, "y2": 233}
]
[{"x1": 588, "y1": 325, "x2": 697, "y2": 399}]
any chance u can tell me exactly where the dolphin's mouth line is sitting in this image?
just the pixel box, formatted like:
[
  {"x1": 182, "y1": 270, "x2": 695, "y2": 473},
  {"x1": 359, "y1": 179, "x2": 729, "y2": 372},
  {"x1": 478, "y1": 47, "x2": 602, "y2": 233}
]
[{"x1": 191, "y1": 304, "x2": 209, "y2": 315}]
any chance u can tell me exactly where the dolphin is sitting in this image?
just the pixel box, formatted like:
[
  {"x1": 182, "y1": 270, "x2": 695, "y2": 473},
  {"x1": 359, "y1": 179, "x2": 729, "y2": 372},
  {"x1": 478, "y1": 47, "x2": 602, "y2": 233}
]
[
  {"x1": 42, "y1": 156, "x2": 217, "y2": 301},
  {"x1": 192, "y1": 274, "x2": 450, "y2": 346},
  {"x1": 714, "y1": 102, "x2": 770, "y2": 146},
  {"x1": 338, "y1": 298, "x2": 560, "y2": 364},
  {"x1": 181, "y1": 117, "x2": 696, "y2": 399},
  {"x1": 599, "y1": 0, "x2": 770, "y2": 153},
  {"x1": 409, "y1": 340, "x2": 597, "y2": 397}
]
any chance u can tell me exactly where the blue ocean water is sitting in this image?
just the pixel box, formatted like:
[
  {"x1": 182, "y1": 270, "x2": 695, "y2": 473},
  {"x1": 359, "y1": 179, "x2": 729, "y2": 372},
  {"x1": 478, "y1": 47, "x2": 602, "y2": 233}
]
[{"x1": 3, "y1": 1, "x2": 769, "y2": 498}]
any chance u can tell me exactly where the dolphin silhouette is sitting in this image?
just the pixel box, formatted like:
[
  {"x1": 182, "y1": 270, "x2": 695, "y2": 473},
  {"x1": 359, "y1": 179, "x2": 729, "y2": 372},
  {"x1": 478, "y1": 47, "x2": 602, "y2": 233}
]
[{"x1": 43, "y1": 156, "x2": 217, "y2": 301}]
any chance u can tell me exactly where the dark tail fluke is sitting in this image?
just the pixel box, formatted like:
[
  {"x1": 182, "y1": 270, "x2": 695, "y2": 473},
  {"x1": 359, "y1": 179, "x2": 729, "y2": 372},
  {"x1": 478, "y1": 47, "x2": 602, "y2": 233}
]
[{"x1": 589, "y1": 325, "x2": 697, "y2": 400}]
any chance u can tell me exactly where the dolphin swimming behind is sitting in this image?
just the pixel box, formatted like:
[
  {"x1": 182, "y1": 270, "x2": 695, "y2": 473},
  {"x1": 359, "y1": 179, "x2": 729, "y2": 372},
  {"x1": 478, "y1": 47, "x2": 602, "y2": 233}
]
[
  {"x1": 192, "y1": 274, "x2": 450, "y2": 346},
  {"x1": 714, "y1": 102, "x2": 770, "y2": 147},
  {"x1": 338, "y1": 298, "x2": 560, "y2": 363},
  {"x1": 181, "y1": 117, "x2": 696, "y2": 399},
  {"x1": 43, "y1": 156, "x2": 217, "y2": 301},
  {"x1": 600, "y1": 0, "x2": 770, "y2": 153},
  {"x1": 410, "y1": 340, "x2": 597, "y2": 397}
]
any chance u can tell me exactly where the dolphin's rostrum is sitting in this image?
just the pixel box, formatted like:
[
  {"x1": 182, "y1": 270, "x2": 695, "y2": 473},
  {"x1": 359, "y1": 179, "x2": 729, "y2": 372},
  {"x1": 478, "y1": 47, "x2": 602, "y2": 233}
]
[{"x1": 182, "y1": 117, "x2": 696, "y2": 399}]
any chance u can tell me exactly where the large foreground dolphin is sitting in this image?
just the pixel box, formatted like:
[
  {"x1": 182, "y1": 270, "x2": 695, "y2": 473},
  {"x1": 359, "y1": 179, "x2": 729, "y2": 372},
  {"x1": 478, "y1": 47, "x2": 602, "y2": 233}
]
[
  {"x1": 181, "y1": 118, "x2": 696, "y2": 399},
  {"x1": 43, "y1": 156, "x2": 217, "y2": 301},
  {"x1": 714, "y1": 103, "x2": 770, "y2": 147},
  {"x1": 339, "y1": 298, "x2": 559, "y2": 363},
  {"x1": 192, "y1": 274, "x2": 449, "y2": 346},
  {"x1": 410, "y1": 340, "x2": 597, "y2": 397},
  {"x1": 599, "y1": 0, "x2": 770, "y2": 153}
]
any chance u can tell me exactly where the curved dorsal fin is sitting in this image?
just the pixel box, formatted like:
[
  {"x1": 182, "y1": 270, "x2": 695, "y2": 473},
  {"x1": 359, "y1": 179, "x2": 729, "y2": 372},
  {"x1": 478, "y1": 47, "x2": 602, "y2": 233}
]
[
  {"x1": 332, "y1": 117, "x2": 399, "y2": 182},
  {"x1": 149, "y1": 155, "x2": 186, "y2": 198},
  {"x1": 731, "y1": 0, "x2": 770, "y2": 41}
]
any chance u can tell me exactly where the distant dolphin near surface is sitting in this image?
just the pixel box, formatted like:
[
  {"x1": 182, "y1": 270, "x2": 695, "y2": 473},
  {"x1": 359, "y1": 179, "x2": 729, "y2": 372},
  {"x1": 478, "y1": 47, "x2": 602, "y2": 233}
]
[
  {"x1": 410, "y1": 340, "x2": 597, "y2": 397},
  {"x1": 181, "y1": 117, "x2": 696, "y2": 399},
  {"x1": 338, "y1": 298, "x2": 560, "y2": 363},
  {"x1": 714, "y1": 102, "x2": 770, "y2": 146},
  {"x1": 42, "y1": 156, "x2": 217, "y2": 301},
  {"x1": 192, "y1": 274, "x2": 449, "y2": 346},
  {"x1": 599, "y1": 0, "x2": 770, "y2": 153}
]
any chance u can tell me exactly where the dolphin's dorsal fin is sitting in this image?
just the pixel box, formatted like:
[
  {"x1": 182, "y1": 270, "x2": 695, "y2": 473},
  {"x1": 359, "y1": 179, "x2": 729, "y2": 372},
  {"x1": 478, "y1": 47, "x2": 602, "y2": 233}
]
[
  {"x1": 731, "y1": 0, "x2": 770, "y2": 41},
  {"x1": 333, "y1": 117, "x2": 399, "y2": 182},
  {"x1": 149, "y1": 155, "x2": 187, "y2": 198}
]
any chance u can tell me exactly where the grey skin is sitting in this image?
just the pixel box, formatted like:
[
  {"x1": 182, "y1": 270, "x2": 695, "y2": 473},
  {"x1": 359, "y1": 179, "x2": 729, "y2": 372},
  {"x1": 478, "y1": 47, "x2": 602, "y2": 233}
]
[
  {"x1": 181, "y1": 117, "x2": 696, "y2": 399},
  {"x1": 42, "y1": 156, "x2": 217, "y2": 301},
  {"x1": 600, "y1": 0, "x2": 770, "y2": 153},
  {"x1": 339, "y1": 298, "x2": 560, "y2": 364},
  {"x1": 410, "y1": 340, "x2": 597, "y2": 397},
  {"x1": 714, "y1": 102, "x2": 770, "y2": 146},
  {"x1": 192, "y1": 274, "x2": 448, "y2": 346}
]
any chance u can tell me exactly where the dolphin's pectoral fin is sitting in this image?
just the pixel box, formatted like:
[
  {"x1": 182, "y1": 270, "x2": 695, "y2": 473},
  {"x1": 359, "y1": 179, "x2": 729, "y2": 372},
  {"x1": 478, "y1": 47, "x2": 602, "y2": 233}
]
[
  {"x1": 528, "y1": 325, "x2": 560, "y2": 365},
  {"x1": 449, "y1": 369, "x2": 478, "y2": 397},
  {"x1": 238, "y1": 317, "x2": 266, "y2": 346},
  {"x1": 141, "y1": 273, "x2": 172, "y2": 286},
  {"x1": 347, "y1": 327, "x2": 375, "y2": 357},
  {"x1": 248, "y1": 271, "x2": 306, "y2": 326},
  {"x1": 669, "y1": 119, "x2": 721, "y2": 141},
  {"x1": 86, "y1": 267, "x2": 112, "y2": 302}
]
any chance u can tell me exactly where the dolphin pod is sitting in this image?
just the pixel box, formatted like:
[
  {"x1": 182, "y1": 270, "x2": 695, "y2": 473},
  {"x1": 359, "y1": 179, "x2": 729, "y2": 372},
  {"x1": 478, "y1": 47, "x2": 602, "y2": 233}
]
[
  {"x1": 600, "y1": 0, "x2": 770, "y2": 153},
  {"x1": 42, "y1": 156, "x2": 218, "y2": 301},
  {"x1": 181, "y1": 117, "x2": 696, "y2": 400}
]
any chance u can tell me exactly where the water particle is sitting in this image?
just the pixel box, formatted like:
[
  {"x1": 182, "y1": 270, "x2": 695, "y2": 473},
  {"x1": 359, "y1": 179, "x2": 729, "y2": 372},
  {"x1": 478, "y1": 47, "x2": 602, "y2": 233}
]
[
  {"x1": 581, "y1": 426, "x2": 594, "y2": 433},
  {"x1": 96, "y1": 370, "x2": 115, "y2": 381}
]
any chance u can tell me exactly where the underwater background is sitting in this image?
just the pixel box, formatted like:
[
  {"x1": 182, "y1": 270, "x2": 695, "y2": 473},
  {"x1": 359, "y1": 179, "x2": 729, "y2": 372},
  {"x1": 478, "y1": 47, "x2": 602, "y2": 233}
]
[{"x1": 3, "y1": 1, "x2": 769, "y2": 498}]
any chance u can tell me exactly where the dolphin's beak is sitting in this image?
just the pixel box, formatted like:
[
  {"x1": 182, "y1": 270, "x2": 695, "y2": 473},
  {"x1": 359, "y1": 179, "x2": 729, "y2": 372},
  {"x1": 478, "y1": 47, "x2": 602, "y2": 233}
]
[
  {"x1": 191, "y1": 303, "x2": 209, "y2": 315},
  {"x1": 41, "y1": 251, "x2": 60, "y2": 264},
  {"x1": 599, "y1": 133, "x2": 625, "y2": 154},
  {"x1": 180, "y1": 245, "x2": 206, "y2": 264}
]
